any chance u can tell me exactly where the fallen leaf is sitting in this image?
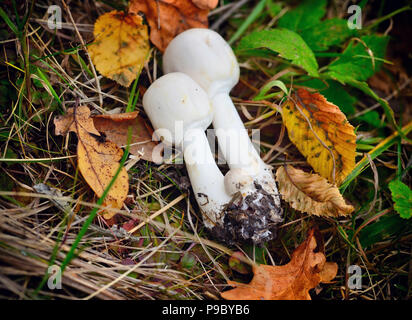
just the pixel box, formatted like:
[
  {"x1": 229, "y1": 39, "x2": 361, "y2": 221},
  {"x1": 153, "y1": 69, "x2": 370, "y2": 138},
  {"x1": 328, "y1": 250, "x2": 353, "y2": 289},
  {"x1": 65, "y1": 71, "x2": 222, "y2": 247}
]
[
  {"x1": 192, "y1": 0, "x2": 218, "y2": 10},
  {"x1": 281, "y1": 88, "x2": 356, "y2": 185},
  {"x1": 88, "y1": 10, "x2": 150, "y2": 87},
  {"x1": 319, "y1": 262, "x2": 338, "y2": 283},
  {"x1": 93, "y1": 111, "x2": 163, "y2": 163},
  {"x1": 221, "y1": 229, "x2": 337, "y2": 300},
  {"x1": 275, "y1": 165, "x2": 354, "y2": 217},
  {"x1": 54, "y1": 106, "x2": 129, "y2": 219},
  {"x1": 129, "y1": 0, "x2": 217, "y2": 52}
]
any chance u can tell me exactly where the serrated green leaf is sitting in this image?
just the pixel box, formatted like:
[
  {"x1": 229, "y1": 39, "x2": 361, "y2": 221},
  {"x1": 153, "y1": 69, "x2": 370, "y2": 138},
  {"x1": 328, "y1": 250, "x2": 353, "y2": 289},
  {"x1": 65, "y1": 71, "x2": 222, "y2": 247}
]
[
  {"x1": 325, "y1": 35, "x2": 389, "y2": 82},
  {"x1": 301, "y1": 18, "x2": 355, "y2": 51},
  {"x1": 237, "y1": 28, "x2": 319, "y2": 77},
  {"x1": 278, "y1": 0, "x2": 326, "y2": 33},
  {"x1": 389, "y1": 180, "x2": 412, "y2": 219}
]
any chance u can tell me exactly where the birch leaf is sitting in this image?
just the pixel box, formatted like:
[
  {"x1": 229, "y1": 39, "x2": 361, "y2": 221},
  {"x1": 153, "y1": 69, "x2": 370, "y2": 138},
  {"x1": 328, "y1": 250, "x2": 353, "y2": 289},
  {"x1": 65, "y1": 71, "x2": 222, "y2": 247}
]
[
  {"x1": 276, "y1": 165, "x2": 354, "y2": 217},
  {"x1": 54, "y1": 106, "x2": 129, "y2": 219},
  {"x1": 88, "y1": 10, "x2": 150, "y2": 87},
  {"x1": 281, "y1": 88, "x2": 356, "y2": 185}
]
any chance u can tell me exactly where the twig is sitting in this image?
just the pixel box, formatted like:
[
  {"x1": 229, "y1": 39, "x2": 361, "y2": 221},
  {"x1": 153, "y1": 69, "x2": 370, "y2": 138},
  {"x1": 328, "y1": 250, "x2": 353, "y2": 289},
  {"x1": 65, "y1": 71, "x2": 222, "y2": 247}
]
[{"x1": 211, "y1": 0, "x2": 251, "y2": 30}]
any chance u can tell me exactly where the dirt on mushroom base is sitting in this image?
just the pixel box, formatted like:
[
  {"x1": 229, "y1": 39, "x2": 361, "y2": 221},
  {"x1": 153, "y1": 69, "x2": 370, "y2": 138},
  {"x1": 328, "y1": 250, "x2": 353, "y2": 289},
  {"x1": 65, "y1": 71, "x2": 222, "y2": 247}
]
[{"x1": 211, "y1": 182, "x2": 283, "y2": 245}]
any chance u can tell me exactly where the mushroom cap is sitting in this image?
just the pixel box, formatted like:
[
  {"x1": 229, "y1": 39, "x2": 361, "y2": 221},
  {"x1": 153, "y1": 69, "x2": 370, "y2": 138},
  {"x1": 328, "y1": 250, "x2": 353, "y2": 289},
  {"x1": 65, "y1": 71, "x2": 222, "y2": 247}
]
[
  {"x1": 163, "y1": 29, "x2": 240, "y2": 97},
  {"x1": 143, "y1": 72, "x2": 213, "y2": 146}
]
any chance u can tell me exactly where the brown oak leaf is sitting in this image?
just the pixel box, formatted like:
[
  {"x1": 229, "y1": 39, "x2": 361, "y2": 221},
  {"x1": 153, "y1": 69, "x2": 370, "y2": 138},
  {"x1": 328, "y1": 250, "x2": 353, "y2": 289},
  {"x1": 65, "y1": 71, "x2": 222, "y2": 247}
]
[
  {"x1": 54, "y1": 106, "x2": 129, "y2": 219},
  {"x1": 221, "y1": 229, "x2": 338, "y2": 300},
  {"x1": 129, "y1": 0, "x2": 218, "y2": 51},
  {"x1": 276, "y1": 165, "x2": 354, "y2": 217},
  {"x1": 192, "y1": 0, "x2": 218, "y2": 10},
  {"x1": 93, "y1": 111, "x2": 163, "y2": 163}
]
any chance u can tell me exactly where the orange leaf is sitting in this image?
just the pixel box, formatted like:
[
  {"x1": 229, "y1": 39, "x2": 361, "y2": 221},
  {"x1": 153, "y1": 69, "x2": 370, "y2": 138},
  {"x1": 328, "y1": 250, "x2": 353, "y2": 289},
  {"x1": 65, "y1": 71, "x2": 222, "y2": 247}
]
[
  {"x1": 93, "y1": 112, "x2": 163, "y2": 163},
  {"x1": 88, "y1": 10, "x2": 150, "y2": 87},
  {"x1": 319, "y1": 262, "x2": 338, "y2": 283},
  {"x1": 129, "y1": 0, "x2": 218, "y2": 51},
  {"x1": 275, "y1": 165, "x2": 354, "y2": 217},
  {"x1": 192, "y1": 0, "x2": 218, "y2": 10},
  {"x1": 281, "y1": 88, "x2": 356, "y2": 185},
  {"x1": 54, "y1": 106, "x2": 129, "y2": 219},
  {"x1": 221, "y1": 229, "x2": 337, "y2": 300}
]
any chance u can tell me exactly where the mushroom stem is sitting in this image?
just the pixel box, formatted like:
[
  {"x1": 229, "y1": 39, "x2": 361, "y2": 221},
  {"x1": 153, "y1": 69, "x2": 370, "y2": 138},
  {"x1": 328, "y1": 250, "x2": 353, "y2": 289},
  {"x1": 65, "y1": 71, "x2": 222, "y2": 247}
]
[
  {"x1": 182, "y1": 128, "x2": 231, "y2": 228},
  {"x1": 142, "y1": 72, "x2": 231, "y2": 230},
  {"x1": 163, "y1": 29, "x2": 283, "y2": 244},
  {"x1": 211, "y1": 92, "x2": 265, "y2": 175}
]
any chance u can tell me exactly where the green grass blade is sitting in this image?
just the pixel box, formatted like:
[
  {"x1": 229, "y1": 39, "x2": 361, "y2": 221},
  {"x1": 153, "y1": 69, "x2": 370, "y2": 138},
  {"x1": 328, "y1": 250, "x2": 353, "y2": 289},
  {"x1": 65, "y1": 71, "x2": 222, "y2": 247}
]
[
  {"x1": 340, "y1": 121, "x2": 412, "y2": 192},
  {"x1": 228, "y1": 0, "x2": 267, "y2": 45}
]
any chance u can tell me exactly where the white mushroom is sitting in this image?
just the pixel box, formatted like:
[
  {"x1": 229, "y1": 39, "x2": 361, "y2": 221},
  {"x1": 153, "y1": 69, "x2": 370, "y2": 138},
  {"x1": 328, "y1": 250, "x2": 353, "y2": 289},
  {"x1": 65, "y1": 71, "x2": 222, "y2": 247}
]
[
  {"x1": 143, "y1": 72, "x2": 231, "y2": 229},
  {"x1": 163, "y1": 28, "x2": 283, "y2": 244}
]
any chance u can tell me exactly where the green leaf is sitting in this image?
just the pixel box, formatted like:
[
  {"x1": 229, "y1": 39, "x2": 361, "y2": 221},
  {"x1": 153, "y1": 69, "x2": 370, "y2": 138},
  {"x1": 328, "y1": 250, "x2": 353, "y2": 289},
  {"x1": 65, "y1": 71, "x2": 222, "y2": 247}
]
[
  {"x1": 237, "y1": 28, "x2": 319, "y2": 77},
  {"x1": 253, "y1": 79, "x2": 289, "y2": 100},
  {"x1": 340, "y1": 122, "x2": 412, "y2": 192},
  {"x1": 266, "y1": 0, "x2": 282, "y2": 18},
  {"x1": 359, "y1": 214, "x2": 409, "y2": 247},
  {"x1": 325, "y1": 35, "x2": 389, "y2": 82},
  {"x1": 388, "y1": 180, "x2": 412, "y2": 219},
  {"x1": 358, "y1": 111, "x2": 385, "y2": 128},
  {"x1": 344, "y1": 79, "x2": 396, "y2": 129},
  {"x1": 181, "y1": 252, "x2": 197, "y2": 269},
  {"x1": 278, "y1": 0, "x2": 326, "y2": 33},
  {"x1": 301, "y1": 18, "x2": 355, "y2": 51},
  {"x1": 299, "y1": 79, "x2": 356, "y2": 115}
]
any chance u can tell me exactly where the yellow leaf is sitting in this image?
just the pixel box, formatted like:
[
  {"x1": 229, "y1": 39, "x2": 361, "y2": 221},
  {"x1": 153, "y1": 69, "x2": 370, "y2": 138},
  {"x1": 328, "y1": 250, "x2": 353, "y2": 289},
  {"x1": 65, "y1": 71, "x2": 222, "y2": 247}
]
[
  {"x1": 88, "y1": 10, "x2": 150, "y2": 87},
  {"x1": 54, "y1": 106, "x2": 129, "y2": 219},
  {"x1": 282, "y1": 88, "x2": 356, "y2": 185},
  {"x1": 276, "y1": 165, "x2": 354, "y2": 217}
]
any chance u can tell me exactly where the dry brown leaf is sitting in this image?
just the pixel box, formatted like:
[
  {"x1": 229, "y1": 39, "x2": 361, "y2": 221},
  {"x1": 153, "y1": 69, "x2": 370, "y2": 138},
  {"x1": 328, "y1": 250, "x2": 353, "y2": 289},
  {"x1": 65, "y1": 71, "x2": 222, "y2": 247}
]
[
  {"x1": 319, "y1": 262, "x2": 339, "y2": 283},
  {"x1": 88, "y1": 10, "x2": 150, "y2": 87},
  {"x1": 93, "y1": 112, "x2": 163, "y2": 163},
  {"x1": 221, "y1": 229, "x2": 337, "y2": 300},
  {"x1": 276, "y1": 165, "x2": 354, "y2": 217},
  {"x1": 192, "y1": 0, "x2": 218, "y2": 10},
  {"x1": 282, "y1": 88, "x2": 356, "y2": 185},
  {"x1": 54, "y1": 106, "x2": 129, "y2": 219},
  {"x1": 129, "y1": 0, "x2": 217, "y2": 52}
]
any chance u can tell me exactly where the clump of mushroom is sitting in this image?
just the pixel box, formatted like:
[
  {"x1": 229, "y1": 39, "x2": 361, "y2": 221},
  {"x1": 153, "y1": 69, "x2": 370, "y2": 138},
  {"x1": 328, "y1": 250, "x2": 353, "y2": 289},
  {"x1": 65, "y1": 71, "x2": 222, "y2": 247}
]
[
  {"x1": 143, "y1": 72, "x2": 282, "y2": 244},
  {"x1": 162, "y1": 28, "x2": 283, "y2": 244},
  {"x1": 143, "y1": 72, "x2": 231, "y2": 229}
]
